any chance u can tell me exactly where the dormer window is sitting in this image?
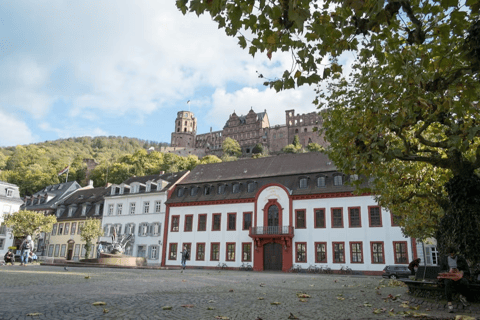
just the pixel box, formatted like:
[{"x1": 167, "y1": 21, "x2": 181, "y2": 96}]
[
  {"x1": 232, "y1": 183, "x2": 240, "y2": 194},
  {"x1": 177, "y1": 188, "x2": 185, "y2": 197},
  {"x1": 6, "y1": 189, "x2": 13, "y2": 197},
  {"x1": 58, "y1": 184, "x2": 63, "y2": 189},
  {"x1": 68, "y1": 207, "x2": 74, "y2": 217},
  {"x1": 190, "y1": 186, "x2": 198, "y2": 196},
  {"x1": 157, "y1": 181, "x2": 163, "y2": 191},
  {"x1": 316, "y1": 176, "x2": 326, "y2": 187},
  {"x1": 247, "y1": 182, "x2": 256, "y2": 193},
  {"x1": 204, "y1": 186, "x2": 211, "y2": 195},
  {"x1": 218, "y1": 184, "x2": 226, "y2": 194},
  {"x1": 299, "y1": 178, "x2": 308, "y2": 189},
  {"x1": 334, "y1": 175, "x2": 343, "y2": 186},
  {"x1": 81, "y1": 206, "x2": 87, "y2": 216},
  {"x1": 146, "y1": 182, "x2": 151, "y2": 192},
  {"x1": 350, "y1": 174, "x2": 359, "y2": 182},
  {"x1": 95, "y1": 204, "x2": 100, "y2": 215},
  {"x1": 120, "y1": 187, "x2": 124, "y2": 194}
]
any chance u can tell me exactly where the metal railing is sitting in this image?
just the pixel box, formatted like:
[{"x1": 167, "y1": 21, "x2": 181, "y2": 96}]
[{"x1": 250, "y1": 226, "x2": 293, "y2": 235}]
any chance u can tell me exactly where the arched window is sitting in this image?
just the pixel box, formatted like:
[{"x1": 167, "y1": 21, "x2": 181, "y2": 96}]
[
  {"x1": 218, "y1": 184, "x2": 226, "y2": 194},
  {"x1": 190, "y1": 186, "x2": 198, "y2": 196},
  {"x1": 299, "y1": 178, "x2": 308, "y2": 189},
  {"x1": 317, "y1": 176, "x2": 326, "y2": 187},
  {"x1": 177, "y1": 188, "x2": 184, "y2": 197},
  {"x1": 204, "y1": 185, "x2": 211, "y2": 195},
  {"x1": 267, "y1": 205, "x2": 279, "y2": 227},
  {"x1": 232, "y1": 183, "x2": 240, "y2": 193},
  {"x1": 334, "y1": 175, "x2": 343, "y2": 186},
  {"x1": 247, "y1": 182, "x2": 256, "y2": 193}
]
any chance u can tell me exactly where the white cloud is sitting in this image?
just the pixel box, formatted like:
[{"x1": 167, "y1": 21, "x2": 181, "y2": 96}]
[
  {"x1": 39, "y1": 122, "x2": 107, "y2": 139},
  {"x1": 0, "y1": 112, "x2": 35, "y2": 146}
]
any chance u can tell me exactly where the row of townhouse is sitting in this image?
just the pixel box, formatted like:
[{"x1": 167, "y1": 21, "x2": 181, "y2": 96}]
[
  {"x1": 32, "y1": 152, "x2": 429, "y2": 273},
  {"x1": 0, "y1": 181, "x2": 23, "y2": 258}
]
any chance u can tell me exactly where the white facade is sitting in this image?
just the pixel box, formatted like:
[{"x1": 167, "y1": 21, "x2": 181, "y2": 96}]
[
  {"x1": 165, "y1": 184, "x2": 414, "y2": 273},
  {"x1": 102, "y1": 173, "x2": 187, "y2": 265},
  {"x1": 0, "y1": 181, "x2": 23, "y2": 258}
]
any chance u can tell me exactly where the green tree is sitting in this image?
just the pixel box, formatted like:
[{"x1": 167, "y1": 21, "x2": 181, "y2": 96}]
[
  {"x1": 200, "y1": 155, "x2": 222, "y2": 164},
  {"x1": 222, "y1": 137, "x2": 242, "y2": 157},
  {"x1": 252, "y1": 143, "x2": 264, "y2": 155},
  {"x1": 79, "y1": 218, "x2": 104, "y2": 259},
  {"x1": 282, "y1": 143, "x2": 302, "y2": 154},
  {"x1": 3, "y1": 210, "x2": 56, "y2": 238},
  {"x1": 306, "y1": 143, "x2": 324, "y2": 153},
  {"x1": 177, "y1": 0, "x2": 480, "y2": 261},
  {"x1": 292, "y1": 135, "x2": 301, "y2": 148}
]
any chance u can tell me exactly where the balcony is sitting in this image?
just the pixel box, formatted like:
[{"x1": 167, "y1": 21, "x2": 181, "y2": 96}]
[{"x1": 249, "y1": 226, "x2": 294, "y2": 238}]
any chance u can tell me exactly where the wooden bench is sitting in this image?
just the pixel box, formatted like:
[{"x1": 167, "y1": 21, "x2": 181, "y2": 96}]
[{"x1": 402, "y1": 266, "x2": 480, "y2": 303}]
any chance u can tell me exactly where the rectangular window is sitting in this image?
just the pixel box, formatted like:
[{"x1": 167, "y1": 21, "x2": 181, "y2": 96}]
[
  {"x1": 350, "y1": 242, "x2": 363, "y2": 263},
  {"x1": 155, "y1": 201, "x2": 162, "y2": 213},
  {"x1": 139, "y1": 223, "x2": 148, "y2": 236},
  {"x1": 211, "y1": 243, "x2": 220, "y2": 261},
  {"x1": 81, "y1": 206, "x2": 87, "y2": 216},
  {"x1": 315, "y1": 242, "x2": 327, "y2": 263},
  {"x1": 51, "y1": 224, "x2": 57, "y2": 236},
  {"x1": 371, "y1": 242, "x2": 385, "y2": 264},
  {"x1": 117, "y1": 204, "x2": 123, "y2": 215},
  {"x1": 150, "y1": 245, "x2": 159, "y2": 260},
  {"x1": 394, "y1": 241, "x2": 409, "y2": 264},
  {"x1": 77, "y1": 222, "x2": 83, "y2": 234},
  {"x1": 243, "y1": 212, "x2": 252, "y2": 230},
  {"x1": 58, "y1": 223, "x2": 64, "y2": 235},
  {"x1": 196, "y1": 243, "x2": 205, "y2": 261},
  {"x1": 169, "y1": 243, "x2": 177, "y2": 260},
  {"x1": 331, "y1": 208, "x2": 343, "y2": 228},
  {"x1": 171, "y1": 215, "x2": 180, "y2": 232},
  {"x1": 54, "y1": 244, "x2": 60, "y2": 257},
  {"x1": 151, "y1": 223, "x2": 161, "y2": 236},
  {"x1": 369, "y1": 206, "x2": 382, "y2": 227},
  {"x1": 137, "y1": 245, "x2": 146, "y2": 258},
  {"x1": 184, "y1": 215, "x2": 193, "y2": 232},
  {"x1": 108, "y1": 204, "x2": 114, "y2": 215},
  {"x1": 314, "y1": 209, "x2": 326, "y2": 228},
  {"x1": 227, "y1": 213, "x2": 236, "y2": 231},
  {"x1": 74, "y1": 244, "x2": 80, "y2": 257},
  {"x1": 48, "y1": 244, "x2": 54, "y2": 257},
  {"x1": 226, "y1": 242, "x2": 235, "y2": 261},
  {"x1": 64, "y1": 223, "x2": 70, "y2": 235},
  {"x1": 71, "y1": 222, "x2": 76, "y2": 235},
  {"x1": 295, "y1": 209, "x2": 306, "y2": 229},
  {"x1": 296, "y1": 242, "x2": 307, "y2": 263},
  {"x1": 348, "y1": 207, "x2": 361, "y2": 228},
  {"x1": 129, "y1": 203, "x2": 136, "y2": 215},
  {"x1": 198, "y1": 214, "x2": 207, "y2": 231},
  {"x1": 212, "y1": 213, "x2": 221, "y2": 231},
  {"x1": 143, "y1": 201, "x2": 150, "y2": 214},
  {"x1": 60, "y1": 244, "x2": 67, "y2": 257},
  {"x1": 242, "y1": 243, "x2": 251, "y2": 262},
  {"x1": 333, "y1": 242, "x2": 345, "y2": 263}
]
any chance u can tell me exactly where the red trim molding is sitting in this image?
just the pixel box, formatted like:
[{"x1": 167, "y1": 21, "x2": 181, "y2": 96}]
[{"x1": 168, "y1": 198, "x2": 255, "y2": 207}]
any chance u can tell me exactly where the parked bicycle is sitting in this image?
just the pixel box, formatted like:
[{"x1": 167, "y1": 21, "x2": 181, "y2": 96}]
[
  {"x1": 320, "y1": 266, "x2": 332, "y2": 274},
  {"x1": 217, "y1": 262, "x2": 227, "y2": 269},
  {"x1": 289, "y1": 264, "x2": 306, "y2": 273},
  {"x1": 307, "y1": 264, "x2": 320, "y2": 274},
  {"x1": 240, "y1": 263, "x2": 253, "y2": 271},
  {"x1": 340, "y1": 265, "x2": 353, "y2": 275}
]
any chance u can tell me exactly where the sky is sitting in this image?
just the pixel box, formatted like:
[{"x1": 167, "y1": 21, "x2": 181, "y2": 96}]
[{"x1": 0, "y1": 0, "x2": 325, "y2": 148}]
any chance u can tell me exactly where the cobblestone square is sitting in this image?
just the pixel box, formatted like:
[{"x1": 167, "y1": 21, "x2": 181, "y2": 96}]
[{"x1": 0, "y1": 265, "x2": 477, "y2": 320}]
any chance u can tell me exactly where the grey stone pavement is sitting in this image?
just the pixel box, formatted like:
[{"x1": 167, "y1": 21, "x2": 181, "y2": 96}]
[{"x1": 0, "y1": 265, "x2": 478, "y2": 320}]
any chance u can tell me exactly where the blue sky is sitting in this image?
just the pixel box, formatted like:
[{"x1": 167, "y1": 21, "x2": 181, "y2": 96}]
[{"x1": 0, "y1": 0, "x2": 319, "y2": 147}]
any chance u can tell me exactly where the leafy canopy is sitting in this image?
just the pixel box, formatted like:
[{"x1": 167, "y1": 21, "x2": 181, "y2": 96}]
[
  {"x1": 222, "y1": 137, "x2": 242, "y2": 157},
  {"x1": 3, "y1": 210, "x2": 57, "y2": 238},
  {"x1": 80, "y1": 218, "x2": 104, "y2": 259}
]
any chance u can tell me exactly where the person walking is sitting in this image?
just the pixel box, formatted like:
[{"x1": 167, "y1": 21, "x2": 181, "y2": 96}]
[
  {"x1": 20, "y1": 235, "x2": 34, "y2": 266},
  {"x1": 180, "y1": 245, "x2": 189, "y2": 273},
  {"x1": 97, "y1": 243, "x2": 103, "y2": 259},
  {"x1": 439, "y1": 247, "x2": 470, "y2": 313}
]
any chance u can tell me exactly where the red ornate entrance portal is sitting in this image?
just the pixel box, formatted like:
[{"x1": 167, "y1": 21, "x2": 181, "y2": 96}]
[{"x1": 249, "y1": 199, "x2": 294, "y2": 272}]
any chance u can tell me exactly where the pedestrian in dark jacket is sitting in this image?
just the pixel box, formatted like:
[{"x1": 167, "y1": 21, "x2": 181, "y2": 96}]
[
  {"x1": 4, "y1": 250, "x2": 15, "y2": 265},
  {"x1": 439, "y1": 247, "x2": 470, "y2": 312},
  {"x1": 180, "y1": 245, "x2": 189, "y2": 273},
  {"x1": 408, "y1": 258, "x2": 421, "y2": 275}
]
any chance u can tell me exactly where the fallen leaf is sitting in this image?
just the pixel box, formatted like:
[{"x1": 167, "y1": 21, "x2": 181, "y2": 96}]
[
  {"x1": 299, "y1": 298, "x2": 308, "y2": 302},
  {"x1": 409, "y1": 305, "x2": 421, "y2": 310},
  {"x1": 363, "y1": 303, "x2": 372, "y2": 307},
  {"x1": 288, "y1": 313, "x2": 299, "y2": 319},
  {"x1": 207, "y1": 307, "x2": 216, "y2": 310},
  {"x1": 337, "y1": 297, "x2": 345, "y2": 301},
  {"x1": 258, "y1": 297, "x2": 264, "y2": 300},
  {"x1": 208, "y1": 300, "x2": 215, "y2": 303},
  {"x1": 455, "y1": 316, "x2": 476, "y2": 320},
  {"x1": 26, "y1": 313, "x2": 43, "y2": 316},
  {"x1": 84, "y1": 276, "x2": 91, "y2": 279},
  {"x1": 103, "y1": 309, "x2": 109, "y2": 314},
  {"x1": 92, "y1": 302, "x2": 106, "y2": 306},
  {"x1": 296, "y1": 293, "x2": 311, "y2": 298},
  {"x1": 214, "y1": 316, "x2": 230, "y2": 320},
  {"x1": 309, "y1": 284, "x2": 314, "y2": 287},
  {"x1": 182, "y1": 280, "x2": 187, "y2": 282},
  {"x1": 181, "y1": 304, "x2": 194, "y2": 308},
  {"x1": 229, "y1": 289, "x2": 234, "y2": 292},
  {"x1": 270, "y1": 302, "x2": 281, "y2": 305},
  {"x1": 162, "y1": 306, "x2": 172, "y2": 310}
]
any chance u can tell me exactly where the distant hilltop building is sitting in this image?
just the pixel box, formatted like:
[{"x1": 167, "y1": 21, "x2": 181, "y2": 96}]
[{"x1": 170, "y1": 108, "x2": 327, "y2": 156}]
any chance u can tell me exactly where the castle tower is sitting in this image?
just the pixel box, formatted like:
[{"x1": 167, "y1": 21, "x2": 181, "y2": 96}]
[{"x1": 171, "y1": 111, "x2": 197, "y2": 148}]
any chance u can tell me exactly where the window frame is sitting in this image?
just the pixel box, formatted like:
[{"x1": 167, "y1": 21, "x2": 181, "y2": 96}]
[
  {"x1": 154, "y1": 201, "x2": 162, "y2": 213},
  {"x1": 315, "y1": 242, "x2": 327, "y2": 263},
  {"x1": 212, "y1": 213, "x2": 221, "y2": 231},
  {"x1": 227, "y1": 212, "x2": 236, "y2": 231},
  {"x1": 295, "y1": 242, "x2": 307, "y2": 263},
  {"x1": 210, "y1": 242, "x2": 220, "y2": 261},
  {"x1": 299, "y1": 177, "x2": 308, "y2": 189},
  {"x1": 370, "y1": 241, "x2": 385, "y2": 264},
  {"x1": 348, "y1": 206, "x2": 362, "y2": 228},
  {"x1": 242, "y1": 242, "x2": 252, "y2": 262},
  {"x1": 168, "y1": 243, "x2": 177, "y2": 260},
  {"x1": 226, "y1": 242, "x2": 236, "y2": 261},
  {"x1": 117, "y1": 203, "x2": 123, "y2": 215},
  {"x1": 129, "y1": 202, "x2": 136, "y2": 215},
  {"x1": 314, "y1": 208, "x2": 326, "y2": 228},
  {"x1": 331, "y1": 207, "x2": 344, "y2": 228},
  {"x1": 242, "y1": 212, "x2": 252, "y2": 230},
  {"x1": 184, "y1": 214, "x2": 193, "y2": 232},
  {"x1": 316, "y1": 176, "x2": 326, "y2": 187},
  {"x1": 197, "y1": 214, "x2": 207, "y2": 231},
  {"x1": 196, "y1": 242, "x2": 205, "y2": 261},
  {"x1": 393, "y1": 241, "x2": 409, "y2": 264},
  {"x1": 333, "y1": 174, "x2": 343, "y2": 186},
  {"x1": 368, "y1": 206, "x2": 382, "y2": 227},
  {"x1": 232, "y1": 183, "x2": 240, "y2": 193},
  {"x1": 143, "y1": 201, "x2": 150, "y2": 214},
  {"x1": 171, "y1": 215, "x2": 180, "y2": 232},
  {"x1": 332, "y1": 242, "x2": 345, "y2": 263},
  {"x1": 295, "y1": 209, "x2": 306, "y2": 229},
  {"x1": 350, "y1": 242, "x2": 364, "y2": 263}
]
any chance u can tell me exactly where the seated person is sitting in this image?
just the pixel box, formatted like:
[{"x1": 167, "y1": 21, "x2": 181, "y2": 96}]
[
  {"x1": 439, "y1": 247, "x2": 470, "y2": 312},
  {"x1": 28, "y1": 251, "x2": 38, "y2": 263},
  {"x1": 4, "y1": 250, "x2": 15, "y2": 265},
  {"x1": 408, "y1": 258, "x2": 421, "y2": 276}
]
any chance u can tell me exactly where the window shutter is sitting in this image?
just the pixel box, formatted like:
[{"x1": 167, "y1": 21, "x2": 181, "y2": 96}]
[
  {"x1": 138, "y1": 224, "x2": 142, "y2": 236},
  {"x1": 148, "y1": 246, "x2": 152, "y2": 259}
]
